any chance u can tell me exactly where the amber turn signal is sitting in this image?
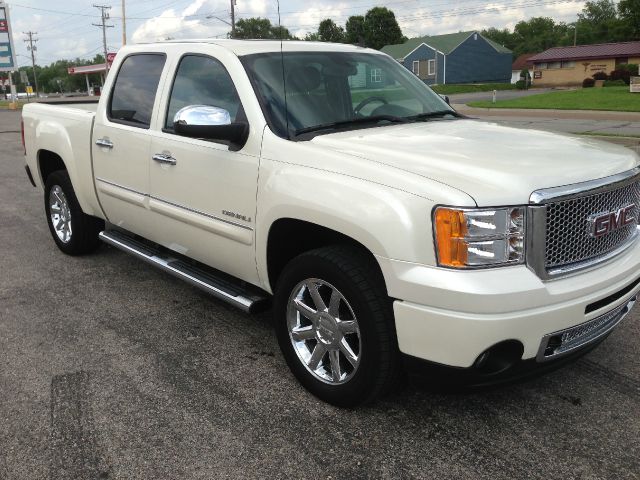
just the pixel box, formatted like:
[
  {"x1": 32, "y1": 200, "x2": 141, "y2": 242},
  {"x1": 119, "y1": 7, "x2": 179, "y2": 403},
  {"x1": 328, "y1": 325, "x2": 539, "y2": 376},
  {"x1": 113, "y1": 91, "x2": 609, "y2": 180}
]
[{"x1": 434, "y1": 208, "x2": 468, "y2": 267}]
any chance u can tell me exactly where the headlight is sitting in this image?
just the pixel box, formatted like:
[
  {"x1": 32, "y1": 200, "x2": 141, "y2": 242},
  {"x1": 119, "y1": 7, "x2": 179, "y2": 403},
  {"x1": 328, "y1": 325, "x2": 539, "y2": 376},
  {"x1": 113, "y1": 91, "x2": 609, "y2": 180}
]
[{"x1": 434, "y1": 206, "x2": 526, "y2": 268}]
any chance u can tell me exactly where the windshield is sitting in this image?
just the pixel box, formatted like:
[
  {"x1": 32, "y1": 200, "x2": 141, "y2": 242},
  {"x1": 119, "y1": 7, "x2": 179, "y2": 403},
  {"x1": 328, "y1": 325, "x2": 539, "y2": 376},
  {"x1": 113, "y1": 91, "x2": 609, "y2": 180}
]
[{"x1": 240, "y1": 51, "x2": 456, "y2": 139}]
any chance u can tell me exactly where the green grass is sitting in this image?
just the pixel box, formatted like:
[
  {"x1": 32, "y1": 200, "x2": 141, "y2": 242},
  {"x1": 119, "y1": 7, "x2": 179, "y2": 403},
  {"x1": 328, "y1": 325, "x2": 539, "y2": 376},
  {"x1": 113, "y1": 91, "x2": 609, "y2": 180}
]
[
  {"x1": 0, "y1": 100, "x2": 26, "y2": 109},
  {"x1": 467, "y1": 86, "x2": 640, "y2": 112},
  {"x1": 574, "y1": 131, "x2": 640, "y2": 139},
  {"x1": 431, "y1": 83, "x2": 517, "y2": 95}
]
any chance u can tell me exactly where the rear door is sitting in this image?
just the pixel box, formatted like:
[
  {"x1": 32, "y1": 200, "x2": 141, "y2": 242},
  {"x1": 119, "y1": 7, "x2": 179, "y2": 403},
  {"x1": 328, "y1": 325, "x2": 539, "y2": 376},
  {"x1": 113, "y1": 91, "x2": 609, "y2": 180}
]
[{"x1": 92, "y1": 53, "x2": 166, "y2": 236}]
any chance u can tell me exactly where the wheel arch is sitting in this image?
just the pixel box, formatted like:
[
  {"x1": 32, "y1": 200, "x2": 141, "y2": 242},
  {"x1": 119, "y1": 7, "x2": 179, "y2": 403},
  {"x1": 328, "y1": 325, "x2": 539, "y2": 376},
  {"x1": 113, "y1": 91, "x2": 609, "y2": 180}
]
[
  {"x1": 38, "y1": 149, "x2": 67, "y2": 186},
  {"x1": 265, "y1": 218, "x2": 388, "y2": 295}
]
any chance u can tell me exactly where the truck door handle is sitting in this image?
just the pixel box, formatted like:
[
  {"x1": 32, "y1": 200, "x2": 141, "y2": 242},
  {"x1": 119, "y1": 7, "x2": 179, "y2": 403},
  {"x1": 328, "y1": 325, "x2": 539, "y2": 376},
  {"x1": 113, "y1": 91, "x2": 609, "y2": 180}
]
[
  {"x1": 95, "y1": 138, "x2": 113, "y2": 149},
  {"x1": 152, "y1": 153, "x2": 177, "y2": 166}
]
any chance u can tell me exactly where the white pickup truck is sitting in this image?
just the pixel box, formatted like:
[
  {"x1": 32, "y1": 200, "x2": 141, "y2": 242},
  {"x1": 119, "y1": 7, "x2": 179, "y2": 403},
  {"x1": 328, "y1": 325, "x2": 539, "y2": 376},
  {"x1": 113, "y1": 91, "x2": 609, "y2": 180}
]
[{"x1": 22, "y1": 40, "x2": 640, "y2": 406}]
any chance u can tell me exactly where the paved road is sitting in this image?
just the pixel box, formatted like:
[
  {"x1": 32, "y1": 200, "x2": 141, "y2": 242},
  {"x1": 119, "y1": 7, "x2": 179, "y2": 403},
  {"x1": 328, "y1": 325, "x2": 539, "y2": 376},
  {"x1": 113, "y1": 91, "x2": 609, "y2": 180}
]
[{"x1": 1, "y1": 110, "x2": 639, "y2": 479}]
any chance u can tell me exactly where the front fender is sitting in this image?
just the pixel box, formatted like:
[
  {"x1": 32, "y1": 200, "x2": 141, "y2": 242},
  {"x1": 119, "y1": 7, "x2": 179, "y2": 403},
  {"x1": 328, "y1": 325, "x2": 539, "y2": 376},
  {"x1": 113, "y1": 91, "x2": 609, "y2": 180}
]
[{"x1": 255, "y1": 159, "x2": 435, "y2": 292}]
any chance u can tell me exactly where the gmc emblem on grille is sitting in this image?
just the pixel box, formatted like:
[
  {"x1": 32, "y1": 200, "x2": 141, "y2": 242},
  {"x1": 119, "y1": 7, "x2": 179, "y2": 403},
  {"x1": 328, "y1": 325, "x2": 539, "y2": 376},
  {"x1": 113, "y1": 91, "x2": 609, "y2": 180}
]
[{"x1": 587, "y1": 204, "x2": 636, "y2": 238}]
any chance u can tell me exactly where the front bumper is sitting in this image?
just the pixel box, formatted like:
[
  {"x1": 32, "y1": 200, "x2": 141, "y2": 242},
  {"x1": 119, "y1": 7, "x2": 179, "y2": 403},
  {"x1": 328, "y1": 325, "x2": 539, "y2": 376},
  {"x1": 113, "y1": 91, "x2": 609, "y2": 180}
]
[{"x1": 377, "y1": 233, "x2": 640, "y2": 369}]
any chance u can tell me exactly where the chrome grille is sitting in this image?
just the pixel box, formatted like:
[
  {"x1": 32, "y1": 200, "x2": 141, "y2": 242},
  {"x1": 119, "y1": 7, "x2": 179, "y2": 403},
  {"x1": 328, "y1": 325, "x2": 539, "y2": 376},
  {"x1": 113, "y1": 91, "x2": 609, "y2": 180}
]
[{"x1": 545, "y1": 179, "x2": 640, "y2": 268}]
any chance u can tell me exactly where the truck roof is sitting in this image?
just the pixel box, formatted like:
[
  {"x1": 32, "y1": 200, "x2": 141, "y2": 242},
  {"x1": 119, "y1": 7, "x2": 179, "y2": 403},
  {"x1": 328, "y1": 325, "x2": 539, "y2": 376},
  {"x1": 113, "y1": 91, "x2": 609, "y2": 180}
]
[{"x1": 138, "y1": 39, "x2": 379, "y2": 56}]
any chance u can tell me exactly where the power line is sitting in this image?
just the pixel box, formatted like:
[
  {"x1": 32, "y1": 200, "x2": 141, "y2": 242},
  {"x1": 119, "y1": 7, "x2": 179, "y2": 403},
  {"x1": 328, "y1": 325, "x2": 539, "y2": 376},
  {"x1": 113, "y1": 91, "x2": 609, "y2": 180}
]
[
  {"x1": 23, "y1": 31, "x2": 39, "y2": 96},
  {"x1": 92, "y1": 5, "x2": 114, "y2": 75}
]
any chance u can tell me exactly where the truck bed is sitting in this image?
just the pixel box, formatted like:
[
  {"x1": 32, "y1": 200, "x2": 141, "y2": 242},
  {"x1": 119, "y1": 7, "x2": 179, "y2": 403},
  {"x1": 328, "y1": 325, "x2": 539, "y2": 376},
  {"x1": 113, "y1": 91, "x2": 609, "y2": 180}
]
[{"x1": 22, "y1": 100, "x2": 103, "y2": 217}]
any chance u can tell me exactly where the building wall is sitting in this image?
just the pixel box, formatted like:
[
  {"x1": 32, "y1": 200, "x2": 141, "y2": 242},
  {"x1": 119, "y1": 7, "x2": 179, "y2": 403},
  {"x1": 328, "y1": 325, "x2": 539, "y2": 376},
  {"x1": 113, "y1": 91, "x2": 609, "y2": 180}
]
[
  {"x1": 533, "y1": 56, "x2": 640, "y2": 86},
  {"x1": 446, "y1": 34, "x2": 512, "y2": 84},
  {"x1": 402, "y1": 44, "x2": 442, "y2": 85},
  {"x1": 511, "y1": 69, "x2": 533, "y2": 84}
]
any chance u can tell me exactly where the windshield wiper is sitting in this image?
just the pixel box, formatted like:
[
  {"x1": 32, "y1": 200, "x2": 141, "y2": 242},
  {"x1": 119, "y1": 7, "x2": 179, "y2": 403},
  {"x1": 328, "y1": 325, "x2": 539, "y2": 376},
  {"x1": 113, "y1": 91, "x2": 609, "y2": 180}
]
[
  {"x1": 294, "y1": 115, "x2": 408, "y2": 137},
  {"x1": 408, "y1": 110, "x2": 460, "y2": 121}
]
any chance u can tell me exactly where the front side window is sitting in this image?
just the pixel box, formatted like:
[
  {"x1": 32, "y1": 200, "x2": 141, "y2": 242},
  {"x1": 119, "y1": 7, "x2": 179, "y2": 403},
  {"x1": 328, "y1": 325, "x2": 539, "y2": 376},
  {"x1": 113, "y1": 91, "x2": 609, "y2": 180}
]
[
  {"x1": 241, "y1": 51, "x2": 454, "y2": 139},
  {"x1": 412, "y1": 61, "x2": 419, "y2": 75},
  {"x1": 165, "y1": 54, "x2": 242, "y2": 130},
  {"x1": 109, "y1": 54, "x2": 166, "y2": 127}
]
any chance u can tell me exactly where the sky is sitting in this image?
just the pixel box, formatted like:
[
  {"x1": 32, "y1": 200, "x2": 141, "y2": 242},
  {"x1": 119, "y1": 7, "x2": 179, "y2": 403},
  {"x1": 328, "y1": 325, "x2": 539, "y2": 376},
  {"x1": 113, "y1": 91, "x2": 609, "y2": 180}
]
[{"x1": 3, "y1": 0, "x2": 591, "y2": 67}]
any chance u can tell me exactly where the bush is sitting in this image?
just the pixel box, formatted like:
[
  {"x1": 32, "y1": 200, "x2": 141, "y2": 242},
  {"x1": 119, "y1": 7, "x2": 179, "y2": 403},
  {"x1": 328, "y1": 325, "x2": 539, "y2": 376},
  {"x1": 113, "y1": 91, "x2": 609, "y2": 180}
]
[
  {"x1": 603, "y1": 79, "x2": 628, "y2": 87},
  {"x1": 592, "y1": 71, "x2": 608, "y2": 80},
  {"x1": 582, "y1": 78, "x2": 595, "y2": 88},
  {"x1": 615, "y1": 63, "x2": 639, "y2": 75},
  {"x1": 609, "y1": 69, "x2": 631, "y2": 85},
  {"x1": 515, "y1": 80, "x2": 526, "y2": 90}
]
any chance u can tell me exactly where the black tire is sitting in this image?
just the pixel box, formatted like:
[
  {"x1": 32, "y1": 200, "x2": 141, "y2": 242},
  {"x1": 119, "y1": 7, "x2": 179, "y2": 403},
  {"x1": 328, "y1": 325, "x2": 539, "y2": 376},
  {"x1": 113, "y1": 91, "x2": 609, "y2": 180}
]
[
  {"x1": 274, "y1": 245, "x2": 402, "y2": 407},
  {"x1": 44, "y1": 170, "x2": 104, "y2": 255}
]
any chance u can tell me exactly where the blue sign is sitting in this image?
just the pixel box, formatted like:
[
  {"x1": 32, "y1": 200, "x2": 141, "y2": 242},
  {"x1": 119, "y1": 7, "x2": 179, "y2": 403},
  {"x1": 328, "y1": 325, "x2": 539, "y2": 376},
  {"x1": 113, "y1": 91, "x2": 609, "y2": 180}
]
[{"x1": 0, "y1": 42, "x2": 14, "y2": 69}]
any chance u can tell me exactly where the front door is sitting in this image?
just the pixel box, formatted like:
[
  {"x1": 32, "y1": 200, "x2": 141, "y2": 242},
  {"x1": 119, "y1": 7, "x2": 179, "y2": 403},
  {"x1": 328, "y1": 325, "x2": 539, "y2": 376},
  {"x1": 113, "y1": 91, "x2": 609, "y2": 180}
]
[
  {"x1": 147, "y1": 54, "x2": 260, "y2": 283},
  {"x1": 92, "y1": 53, "x2": 166, "y2": 236}
]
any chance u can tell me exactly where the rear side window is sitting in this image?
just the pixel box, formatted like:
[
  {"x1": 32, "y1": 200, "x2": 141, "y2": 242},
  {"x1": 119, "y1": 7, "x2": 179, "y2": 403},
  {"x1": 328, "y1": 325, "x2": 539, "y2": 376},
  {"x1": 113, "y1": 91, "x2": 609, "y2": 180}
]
[
  {"x1": 108, "y1": 54, "x2": 166, "y2": 128},
  {"x1": 165, "y1": 55, "x2": 242, "y2": 130}
]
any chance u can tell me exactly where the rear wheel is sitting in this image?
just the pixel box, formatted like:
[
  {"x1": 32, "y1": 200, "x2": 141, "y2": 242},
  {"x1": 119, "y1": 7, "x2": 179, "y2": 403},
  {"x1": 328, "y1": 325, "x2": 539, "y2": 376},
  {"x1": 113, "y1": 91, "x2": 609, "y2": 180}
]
[
  {"x1": 44, "y1": 170, "x2": 103, "y2": 255},
  {"x1": 274, "y1": 245, "x2": 401, "y2": 407}
]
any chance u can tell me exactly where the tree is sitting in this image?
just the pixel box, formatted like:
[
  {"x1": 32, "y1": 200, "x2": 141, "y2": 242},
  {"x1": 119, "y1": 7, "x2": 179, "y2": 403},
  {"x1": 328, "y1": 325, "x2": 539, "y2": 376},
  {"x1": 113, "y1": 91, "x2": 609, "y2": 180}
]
[
  {"x1": 481, "y1": 27, "x2": 516, "y2": 52},
  {"x1": 304, "y1": 32, "x2": 320, "y2": 41},
  {"x1": 233, "y1": 17, "x2": 293, "y2": 39},
  {"x1": 345, "y1": 15, "x2": 365, "y2": 45},
  {"x1": 318, "y1": 19, "x2": 345, "y2": 43},
  {"x1": 363, "y1": 7, "x2": 405, "y2": 50},
  {"x1": 576, "y1": 0, "x2": 626, "y2": 43},
  {"x1": 619, "y1": 0, "x2": 640, "y2": 38}
]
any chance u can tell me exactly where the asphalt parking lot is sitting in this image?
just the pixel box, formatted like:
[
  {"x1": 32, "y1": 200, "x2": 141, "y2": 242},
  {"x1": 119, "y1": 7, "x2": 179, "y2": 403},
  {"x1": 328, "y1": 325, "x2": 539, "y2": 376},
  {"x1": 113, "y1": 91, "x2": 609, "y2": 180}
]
[{"x1": 1, "y1": 109, "x2": 639, "y2": 479}]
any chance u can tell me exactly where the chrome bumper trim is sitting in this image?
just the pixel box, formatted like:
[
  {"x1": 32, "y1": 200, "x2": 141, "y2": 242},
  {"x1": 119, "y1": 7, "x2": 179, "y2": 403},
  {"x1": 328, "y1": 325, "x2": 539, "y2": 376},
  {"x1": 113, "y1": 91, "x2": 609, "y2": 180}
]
[{"x1": 536, "y1": 295, "x2": 637, "y2": 362}]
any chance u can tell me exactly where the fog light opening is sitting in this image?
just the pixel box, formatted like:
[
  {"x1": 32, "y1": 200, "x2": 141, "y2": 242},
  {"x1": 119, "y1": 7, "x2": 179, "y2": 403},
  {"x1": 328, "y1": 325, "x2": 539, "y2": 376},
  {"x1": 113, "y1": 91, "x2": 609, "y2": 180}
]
[{"x1": 473, "y1": 340, "x2": 524, "y2": 375}]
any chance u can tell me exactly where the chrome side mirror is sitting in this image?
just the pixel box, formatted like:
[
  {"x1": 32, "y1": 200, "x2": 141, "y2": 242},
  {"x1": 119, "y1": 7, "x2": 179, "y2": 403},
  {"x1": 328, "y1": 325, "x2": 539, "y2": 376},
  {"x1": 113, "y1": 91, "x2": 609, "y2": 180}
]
[
  {"x1": 173, "y1": 105, "x2": 231, "y2": 126},
  {"x1": 173, "y1": 105, "x2": 249, "y2": 150}
]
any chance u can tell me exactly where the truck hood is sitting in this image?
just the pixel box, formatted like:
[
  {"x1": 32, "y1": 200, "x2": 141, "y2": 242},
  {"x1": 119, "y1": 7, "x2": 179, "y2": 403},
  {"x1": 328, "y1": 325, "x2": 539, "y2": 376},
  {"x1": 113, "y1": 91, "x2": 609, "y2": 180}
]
[{"x1": 310, "y1": 119, "x2": 639, "y2": 206}]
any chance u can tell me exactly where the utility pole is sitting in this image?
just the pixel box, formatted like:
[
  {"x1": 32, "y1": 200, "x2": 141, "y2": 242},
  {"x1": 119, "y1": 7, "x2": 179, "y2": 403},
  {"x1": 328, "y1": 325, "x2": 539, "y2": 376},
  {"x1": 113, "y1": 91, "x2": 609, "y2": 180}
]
[
  {"x1": 23, "y1": 31, "x2": 39, "y2": 97},
  {"x1": 92, "y1": 4, "x2": 113, "y2": 76},
  {"x1": 230, "y1": 0, "x2": 236, "y2": 38},
  {"x1": 121, "y1": 0, "x2": 126, "y2": 45}
]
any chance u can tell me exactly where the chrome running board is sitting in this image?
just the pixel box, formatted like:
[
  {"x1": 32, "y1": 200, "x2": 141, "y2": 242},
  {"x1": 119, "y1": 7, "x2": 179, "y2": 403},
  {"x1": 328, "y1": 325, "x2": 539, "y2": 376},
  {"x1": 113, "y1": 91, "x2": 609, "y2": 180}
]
[{"x1": 99, "y1": 230, "x2": 269, "y2": 313}]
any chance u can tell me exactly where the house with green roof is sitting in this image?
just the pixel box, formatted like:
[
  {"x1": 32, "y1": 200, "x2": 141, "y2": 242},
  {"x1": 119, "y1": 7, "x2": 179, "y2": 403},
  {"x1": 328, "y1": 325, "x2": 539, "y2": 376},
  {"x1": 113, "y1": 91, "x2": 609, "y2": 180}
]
[{"x1": 381, "y1": 31, "x2": 512, "y2": 85}]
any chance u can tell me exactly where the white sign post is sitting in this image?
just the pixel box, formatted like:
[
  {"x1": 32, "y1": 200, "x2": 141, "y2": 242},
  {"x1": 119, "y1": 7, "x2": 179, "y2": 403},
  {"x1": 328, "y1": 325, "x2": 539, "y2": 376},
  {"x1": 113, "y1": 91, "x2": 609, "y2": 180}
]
[{"x1": 631, "y1": 77, "x2": 640, "y2": 94}]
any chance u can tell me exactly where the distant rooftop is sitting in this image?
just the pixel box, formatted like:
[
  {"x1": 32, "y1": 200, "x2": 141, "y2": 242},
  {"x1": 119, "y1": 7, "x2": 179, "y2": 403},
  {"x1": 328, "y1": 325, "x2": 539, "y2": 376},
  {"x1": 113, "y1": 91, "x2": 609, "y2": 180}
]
[
  {"x1": 512, "y1": 53, "x2": 536, "y2": 70},
  {"x1": 381, "y1": 31, "x2": 511, "y2": 60},
  {"x1": 529, "y1": 41, "x2": 640, "y2": 62}
]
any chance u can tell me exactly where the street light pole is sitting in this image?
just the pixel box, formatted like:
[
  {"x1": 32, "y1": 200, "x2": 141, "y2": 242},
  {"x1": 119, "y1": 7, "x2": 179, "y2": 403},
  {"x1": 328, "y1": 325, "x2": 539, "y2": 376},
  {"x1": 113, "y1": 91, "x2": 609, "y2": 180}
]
[
  {"x1": 121, "y1": 0, "x2": 126, "y2": 45},
  {"x1": 230, "y1": 0, "x2": 236, "y2": 38}
]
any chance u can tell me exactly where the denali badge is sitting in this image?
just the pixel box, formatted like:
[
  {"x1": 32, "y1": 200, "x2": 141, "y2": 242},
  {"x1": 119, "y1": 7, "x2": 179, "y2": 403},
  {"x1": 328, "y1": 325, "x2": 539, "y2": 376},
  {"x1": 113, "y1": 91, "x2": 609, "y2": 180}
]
[{"x1": 587, "y1": 204, "x2": 635, "y2": 238}]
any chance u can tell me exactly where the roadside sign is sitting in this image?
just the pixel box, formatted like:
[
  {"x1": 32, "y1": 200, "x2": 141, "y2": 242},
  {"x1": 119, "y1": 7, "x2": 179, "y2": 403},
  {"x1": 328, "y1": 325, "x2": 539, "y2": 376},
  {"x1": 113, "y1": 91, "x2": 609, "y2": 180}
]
[
  {"x1": 19, "y1": 70, "x2": 27, "y2": 83},
  {"x1": 631, "y1": 77, "x2": 640, "y2": 93},
  {"x1": 106, "y1": 52, "x2": 117, "y2": 66},
  {"x1": 26, "y1": 85, "x2": 33, "y2": 94},
  {"x1": 0, "y1": 3, "x2": 17, "y2": 72}
]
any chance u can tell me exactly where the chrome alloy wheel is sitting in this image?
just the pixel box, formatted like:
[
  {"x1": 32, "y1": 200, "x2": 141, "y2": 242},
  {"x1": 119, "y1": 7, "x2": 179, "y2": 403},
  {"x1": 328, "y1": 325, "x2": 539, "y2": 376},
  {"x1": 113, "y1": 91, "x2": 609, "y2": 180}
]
[
  {"x1": 286, "y1": 279, "x2": 361, "y2": 385},
  {"x1": 49, "y1": 185, "x2": 72, "y2": 243}
]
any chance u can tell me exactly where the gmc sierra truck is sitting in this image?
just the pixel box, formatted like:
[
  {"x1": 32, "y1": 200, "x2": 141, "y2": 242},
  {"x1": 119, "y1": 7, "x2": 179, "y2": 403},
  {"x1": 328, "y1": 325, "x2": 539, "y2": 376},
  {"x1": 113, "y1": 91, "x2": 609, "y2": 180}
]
[{"x1": 22, "y1": 40, "x2": 640, "y2": 407}]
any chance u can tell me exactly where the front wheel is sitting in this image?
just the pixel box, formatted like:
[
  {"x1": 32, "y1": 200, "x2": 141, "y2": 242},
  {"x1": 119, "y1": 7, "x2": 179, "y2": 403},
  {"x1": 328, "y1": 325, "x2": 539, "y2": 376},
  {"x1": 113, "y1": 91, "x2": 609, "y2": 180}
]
[
  {"x1": 274, "y1": 245, "x2": 401, "y2": 407},
  {"x1": 44, "y1": 170, "x2": 104, "y2": 255}
]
